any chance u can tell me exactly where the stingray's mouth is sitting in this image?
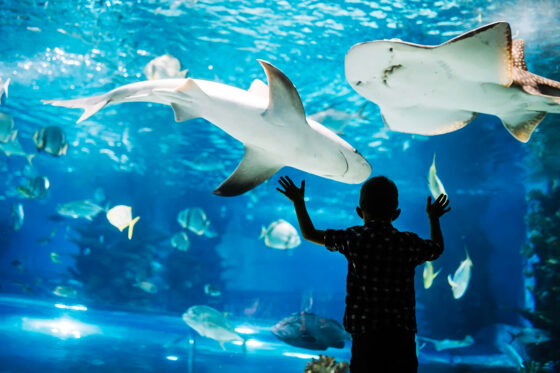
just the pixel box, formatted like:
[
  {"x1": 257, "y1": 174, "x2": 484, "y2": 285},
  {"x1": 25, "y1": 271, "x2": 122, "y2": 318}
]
[{"x1": 382, "y1": 64, "x2": 403, "y2": 86}]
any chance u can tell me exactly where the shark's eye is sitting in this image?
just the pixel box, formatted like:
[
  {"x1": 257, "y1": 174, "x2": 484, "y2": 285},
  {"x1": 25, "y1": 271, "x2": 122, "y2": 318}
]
[
  {"x1": 389, "y1": 47, "x2": 393, "y2": 52},
  {"x1": 356, "y1": 81, "x2": 362, "y2": 86}
]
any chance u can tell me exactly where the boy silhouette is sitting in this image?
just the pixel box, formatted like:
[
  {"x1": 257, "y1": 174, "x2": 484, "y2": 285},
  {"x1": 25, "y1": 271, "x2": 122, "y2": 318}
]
[{"x1": 277, "y1": 175, "x2": 450, "y2": 372}]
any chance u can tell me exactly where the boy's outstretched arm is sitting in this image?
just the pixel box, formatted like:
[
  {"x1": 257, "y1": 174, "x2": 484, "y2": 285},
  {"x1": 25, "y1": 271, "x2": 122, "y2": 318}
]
[
  {"x1": 426, "y1": 194, "x2": 451, "y2": 250},
  {"x1": 277, "y1": 176, "x2": 325, "y2": 246}
]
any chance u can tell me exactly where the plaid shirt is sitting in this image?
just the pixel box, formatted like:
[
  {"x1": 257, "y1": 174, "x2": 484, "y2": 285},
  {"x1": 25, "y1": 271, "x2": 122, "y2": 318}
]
[{"x1": 325, "y1": 221, "x2": 443, "y2": 335}]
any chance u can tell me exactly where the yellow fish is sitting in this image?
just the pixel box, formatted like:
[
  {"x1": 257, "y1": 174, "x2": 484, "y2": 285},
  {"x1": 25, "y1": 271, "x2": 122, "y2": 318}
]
[
  {"x1": 134, "y1": 281, "x2": 158, "y2": 294},
  {"x1": 448, "y1": 248, "x2": 473, "y2": 299},
  {"x1": 428, "y1": 154, "x2": 446, "y2": 199},
  {"x1": 423, "y1": 261, "x2": 441, "y2": 289},
  {"x1": 53, "y1": 285, "x2": 77, "y2": 298},
  {"x1": 50, "y1": 252, "x2": 62, "y2": 264},
  {"x1": 106, "y1": 205, "x2": 140, "y2": 239}
]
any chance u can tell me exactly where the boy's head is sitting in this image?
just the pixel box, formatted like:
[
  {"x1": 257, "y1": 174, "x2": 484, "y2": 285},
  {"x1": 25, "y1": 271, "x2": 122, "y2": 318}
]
[{"x1": 357, "y1": 176, "x2": 401, "y2": 222}]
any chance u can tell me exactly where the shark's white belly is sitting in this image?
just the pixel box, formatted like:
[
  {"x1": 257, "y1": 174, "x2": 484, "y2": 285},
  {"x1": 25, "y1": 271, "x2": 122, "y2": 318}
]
[{"x1": 186, "y1": 80, "x2": 350, "y2": 177}]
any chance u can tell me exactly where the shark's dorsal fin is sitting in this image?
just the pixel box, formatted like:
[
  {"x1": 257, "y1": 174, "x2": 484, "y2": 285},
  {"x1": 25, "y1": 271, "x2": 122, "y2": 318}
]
[
  {"x1": 258, "y1": 60, "x2": 308, "y2": 126},
  {"x1": 175, "y1": 78, "x2": 208, "y2": 97},
  {"x1": 248, "y1": 79, "x2": 269, "y2": 99},
  {"x1": 512, "y1": 39, "x2": 527, "y2": 71},
  {"x1": 436, "y1": 21, "x2": 513, "y2": 87},
  {"x1": 213, "y1": 145, "x2": 282, "y2": 196}
]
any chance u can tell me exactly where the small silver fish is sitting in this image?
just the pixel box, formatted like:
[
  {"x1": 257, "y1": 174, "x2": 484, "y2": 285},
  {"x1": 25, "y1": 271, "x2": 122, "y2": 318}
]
[
  {"x1": 57, "y1": 200, "x2": 103, "y2": 220},
  {"x1": 0, "y1": 112, "x2": 17, "y2": 143},
  {"x1": 11, "y1": 203, "x2": 24, "y2": 230},
  {"x1": 0, "y1": 136, "x2": 34, "y2": 164},
  {"x1": 182, "y1": 305, "x2": 241, "y2": 349},
  {"x1": 0, "y1": 78, "x2": 9, "y2": 105}
]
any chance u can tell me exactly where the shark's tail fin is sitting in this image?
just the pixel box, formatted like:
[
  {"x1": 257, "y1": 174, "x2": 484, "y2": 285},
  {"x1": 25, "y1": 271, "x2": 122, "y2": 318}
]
[{"x1": 42, "y1": 93, "x2": 110, "y2": 123}]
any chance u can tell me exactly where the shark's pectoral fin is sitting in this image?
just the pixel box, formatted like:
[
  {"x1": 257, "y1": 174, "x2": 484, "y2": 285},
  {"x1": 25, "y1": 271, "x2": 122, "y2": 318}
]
[
  {"x1": 381, "y1": 106, "x2": 477, "y2": 135},
  {"x1": 500, "y1": 111, "x2": 546, "y2": 143},
  {"x1": 258, "y1": 60, "x2": 308, "y2": 127},
  {"x1": 248, "y1": 79, "x2": 269, "y2": 99},
  {"x1": 213, "y1": 145, "x2": 282, "y2": 196},
  {"x1": 170, "y1": 103, "x2": 198, "y2": 122}
]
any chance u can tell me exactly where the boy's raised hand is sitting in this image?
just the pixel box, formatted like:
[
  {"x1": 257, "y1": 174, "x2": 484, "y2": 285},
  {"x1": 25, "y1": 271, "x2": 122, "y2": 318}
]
[
  {"x1": 277, "y1": 176, "x2": 305, "y2": 204},
  {"x1": 426, "y1": 194, "x2": 451, "y2": 220}
]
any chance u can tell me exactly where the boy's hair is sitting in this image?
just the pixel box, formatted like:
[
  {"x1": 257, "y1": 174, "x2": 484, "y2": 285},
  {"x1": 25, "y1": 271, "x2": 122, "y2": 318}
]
[{"x1": 359, "y1": 176, "x2": 398, "y2": 218}]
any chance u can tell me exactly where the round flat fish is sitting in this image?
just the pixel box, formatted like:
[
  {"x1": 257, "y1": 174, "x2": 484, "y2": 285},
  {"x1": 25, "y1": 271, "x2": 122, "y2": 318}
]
[
  {"x1": 17, "y1": 176, "x2": 50, "y2": 199},
  {"x1": 144, "y1": 54, "x2": 188, "y2": 80},
  {"x1": 106, "y1": 205, "x2": 140, "y2": 239},
  {"x1": 33, "y1": 126, "x2": 68, "y2": 156},
  {"x1": 171, "y1": 231, "x2": 190, "y2": 251},
  {"x1": 260, "y1": 219, "x2": 301, "y2": 249},
  {"x1": 177, "y1": 207, "x2": 210, "y2": 235}
]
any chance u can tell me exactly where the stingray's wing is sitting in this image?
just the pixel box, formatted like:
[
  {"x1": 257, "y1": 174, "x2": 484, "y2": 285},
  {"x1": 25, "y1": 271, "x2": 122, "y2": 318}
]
[
  {"x1": 381, "y1": 106, "x2": 477, "y2": 135},
  {"x1": 386, "y1": 23, "x2": 512, "y2": 135},
  {"x1": 433, "y1": 22, "x2": 513, "y2": 86},
  {"x1": 346, "y1": 22, "x2": 513, "y2": 135}
]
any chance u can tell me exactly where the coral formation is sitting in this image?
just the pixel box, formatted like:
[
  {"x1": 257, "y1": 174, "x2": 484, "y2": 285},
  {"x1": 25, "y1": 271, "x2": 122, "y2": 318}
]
[{"x1": 303, "y1": 355, "x2": 349, "y2": 373}]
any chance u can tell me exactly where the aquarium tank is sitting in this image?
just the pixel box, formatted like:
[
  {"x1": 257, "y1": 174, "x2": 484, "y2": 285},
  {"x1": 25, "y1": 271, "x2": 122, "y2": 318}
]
[{"x1": 1, "y1": 0, "x2": 559, "y2": 372}]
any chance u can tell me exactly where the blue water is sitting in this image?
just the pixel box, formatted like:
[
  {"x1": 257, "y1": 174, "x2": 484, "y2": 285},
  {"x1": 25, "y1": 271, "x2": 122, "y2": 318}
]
[{"x1": 1, "y1": 0, "x2": 559, "y2": 372}]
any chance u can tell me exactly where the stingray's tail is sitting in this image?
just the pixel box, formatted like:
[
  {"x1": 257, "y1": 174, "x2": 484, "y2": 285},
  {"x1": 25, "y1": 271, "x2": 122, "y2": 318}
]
[{"x1": 42, "y1": 92, "x2": 110, "y2": 123}]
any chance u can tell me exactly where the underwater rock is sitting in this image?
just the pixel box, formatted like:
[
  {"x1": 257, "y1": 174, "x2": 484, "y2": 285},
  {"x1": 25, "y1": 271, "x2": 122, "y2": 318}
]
[
  {"x1": 272, "y1": 312, "x2": 350, "y2": 350},
  {"x1": 304, "y1": 355, "x2": 349, "y2": 373}
]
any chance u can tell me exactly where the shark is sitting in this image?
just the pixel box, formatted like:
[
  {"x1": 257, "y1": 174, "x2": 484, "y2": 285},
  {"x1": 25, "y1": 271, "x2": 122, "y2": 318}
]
[
  {"x1": 43, "y1": 60, "x2": 372, "y2": 196},
  {"x1": 345, "y1": 22, "x2": 560, "y2": 142}
]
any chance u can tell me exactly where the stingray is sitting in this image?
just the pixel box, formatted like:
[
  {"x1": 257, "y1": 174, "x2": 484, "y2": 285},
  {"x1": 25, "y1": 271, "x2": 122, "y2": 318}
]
[{"x1": 345, "y1": 22, "x2": 560, "y2": 142}]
